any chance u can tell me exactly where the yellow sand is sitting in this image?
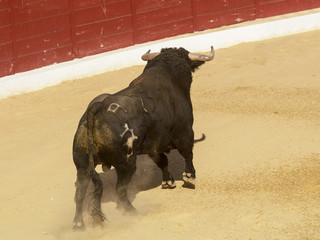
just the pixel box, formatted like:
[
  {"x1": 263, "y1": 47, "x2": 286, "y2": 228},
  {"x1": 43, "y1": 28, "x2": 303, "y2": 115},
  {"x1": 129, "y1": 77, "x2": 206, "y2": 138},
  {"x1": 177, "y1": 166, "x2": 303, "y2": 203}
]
[{"x1": 1, "y1": 30, "x2": 320, "y2": 240}]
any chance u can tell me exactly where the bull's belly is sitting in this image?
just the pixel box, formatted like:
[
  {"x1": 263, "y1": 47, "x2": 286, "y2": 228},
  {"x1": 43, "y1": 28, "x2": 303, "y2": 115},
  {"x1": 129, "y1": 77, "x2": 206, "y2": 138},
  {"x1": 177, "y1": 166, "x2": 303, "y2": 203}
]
[{"x1": 139, "y1": 138, "x2": 174, "y2": 154}]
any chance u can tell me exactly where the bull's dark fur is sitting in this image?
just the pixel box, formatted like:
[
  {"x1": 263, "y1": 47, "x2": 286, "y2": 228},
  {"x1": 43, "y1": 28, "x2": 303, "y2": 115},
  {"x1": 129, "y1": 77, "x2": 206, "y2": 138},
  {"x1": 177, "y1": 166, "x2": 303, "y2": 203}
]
[{"x1": 72, "y1": 47, "x2": 207, "y2": 230}]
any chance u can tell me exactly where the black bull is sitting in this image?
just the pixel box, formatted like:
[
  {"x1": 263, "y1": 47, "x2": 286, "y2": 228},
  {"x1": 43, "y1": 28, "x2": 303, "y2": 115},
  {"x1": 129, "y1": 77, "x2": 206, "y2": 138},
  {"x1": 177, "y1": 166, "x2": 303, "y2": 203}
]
[{"x1": 72, "y1": 46, "x2": 214, "y2": 230}]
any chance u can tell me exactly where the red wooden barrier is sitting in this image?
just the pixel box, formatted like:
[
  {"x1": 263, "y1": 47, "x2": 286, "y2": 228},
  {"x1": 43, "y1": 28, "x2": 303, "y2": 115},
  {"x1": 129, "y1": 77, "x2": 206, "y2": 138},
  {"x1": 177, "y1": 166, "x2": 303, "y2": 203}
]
[{"x1": 0, "y1": 0, "x2": 319, "y2": 78}]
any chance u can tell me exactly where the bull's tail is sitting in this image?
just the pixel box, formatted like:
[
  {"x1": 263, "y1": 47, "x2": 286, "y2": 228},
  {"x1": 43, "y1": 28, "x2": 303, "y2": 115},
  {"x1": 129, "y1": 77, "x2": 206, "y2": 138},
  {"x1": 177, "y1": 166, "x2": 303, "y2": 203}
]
[
  {"x1": 194, "y1": 133, "x2": 206, "y2": 143},
  {"x1": 86, "y1": 102, "x2": 102, "y2": 176},
  {"x1": 86, "y1": 102, "x2": 107, "y2": 221}
]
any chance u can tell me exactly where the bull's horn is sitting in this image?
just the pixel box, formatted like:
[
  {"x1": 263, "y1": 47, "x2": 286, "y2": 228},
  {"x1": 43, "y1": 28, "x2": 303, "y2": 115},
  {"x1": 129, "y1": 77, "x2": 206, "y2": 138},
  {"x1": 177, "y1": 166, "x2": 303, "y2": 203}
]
[
  {"x1": 188, "y1": 46, "x2": 215, "y2": 61},
  {"x1": 141, "y1": 50, "x2": 160, "y2": 61}
]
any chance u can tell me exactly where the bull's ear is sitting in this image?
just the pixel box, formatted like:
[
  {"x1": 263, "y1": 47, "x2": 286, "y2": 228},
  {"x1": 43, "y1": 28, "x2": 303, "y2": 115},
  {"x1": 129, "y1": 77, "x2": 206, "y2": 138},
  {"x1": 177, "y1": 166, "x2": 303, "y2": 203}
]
[
  {"x1": 188, "y1": 46, "x2": 215, "y2": 61},
  {"x1": 141, "y1": 50, "x2": 160, "y2": 61}
]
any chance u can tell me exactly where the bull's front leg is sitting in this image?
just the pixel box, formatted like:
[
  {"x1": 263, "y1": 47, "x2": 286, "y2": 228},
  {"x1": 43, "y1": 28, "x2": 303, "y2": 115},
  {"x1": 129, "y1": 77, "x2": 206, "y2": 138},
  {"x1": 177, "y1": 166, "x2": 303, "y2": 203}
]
[{"x1": 179, "y1": 150, "x2": 196, "y2": 189}]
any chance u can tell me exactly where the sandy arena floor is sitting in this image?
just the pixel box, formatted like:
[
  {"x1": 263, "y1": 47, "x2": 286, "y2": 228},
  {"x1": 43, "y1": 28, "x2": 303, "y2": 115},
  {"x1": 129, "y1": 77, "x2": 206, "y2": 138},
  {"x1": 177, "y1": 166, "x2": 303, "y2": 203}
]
[{"x1": 1, "y1": 30, "x2": 320, "y2": 240}]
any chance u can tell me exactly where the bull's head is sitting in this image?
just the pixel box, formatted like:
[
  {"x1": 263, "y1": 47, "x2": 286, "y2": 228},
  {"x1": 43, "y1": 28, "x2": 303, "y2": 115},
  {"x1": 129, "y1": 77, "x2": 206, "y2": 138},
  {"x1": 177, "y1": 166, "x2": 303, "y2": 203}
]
[
  {"x1": 140, "y1": 46, "x2": 214, "y2": 91},
  {"x1": 141, "y1": 46, "x2": 215, "y2": 62}
]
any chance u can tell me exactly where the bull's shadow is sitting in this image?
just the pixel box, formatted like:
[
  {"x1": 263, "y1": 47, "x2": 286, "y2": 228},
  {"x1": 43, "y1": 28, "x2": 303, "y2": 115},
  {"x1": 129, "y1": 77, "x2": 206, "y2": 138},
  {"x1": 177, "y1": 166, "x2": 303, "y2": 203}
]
[{"x1": 84, "y1": 150, "x2": 185, "y2": 209}]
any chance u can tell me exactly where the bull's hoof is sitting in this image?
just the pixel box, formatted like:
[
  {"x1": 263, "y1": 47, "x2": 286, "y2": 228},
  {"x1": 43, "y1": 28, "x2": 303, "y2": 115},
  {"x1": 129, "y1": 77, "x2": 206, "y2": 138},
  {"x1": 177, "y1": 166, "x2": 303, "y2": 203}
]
[
  {"x1": 126, "y1": 204, "x2": 137, "y2": 213},
  {"x1": 161, "y1": 180, "x2": 176, "y2": 189},
  {"x1": 72, "y1": 221, "x2": 85, "y2": 231},
  {"x1": 118, "y1": 201, "x2": 137, "y2": 215},
  {"x1": 90, "y1": 210, "x2": 108, "y2": 229},
  {"x1": 123, "y1": 206, "x2": 137, "y2": 216},
  {"x1": 182, "y1": 172, "x2": 196, "y2": 189}
]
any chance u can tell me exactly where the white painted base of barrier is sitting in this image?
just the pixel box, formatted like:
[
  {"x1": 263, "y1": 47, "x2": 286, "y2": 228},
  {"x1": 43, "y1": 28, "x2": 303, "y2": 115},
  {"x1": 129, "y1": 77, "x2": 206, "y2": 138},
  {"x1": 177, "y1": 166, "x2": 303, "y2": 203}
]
[{"x1": 1, "y1": 8, "x2": 320, "y2": 100}]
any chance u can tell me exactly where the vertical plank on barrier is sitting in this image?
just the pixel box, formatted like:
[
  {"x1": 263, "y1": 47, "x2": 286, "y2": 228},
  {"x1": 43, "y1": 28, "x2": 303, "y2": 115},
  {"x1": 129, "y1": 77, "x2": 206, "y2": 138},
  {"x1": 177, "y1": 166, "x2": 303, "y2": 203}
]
[
  {"x1": 68, "y1": 0, "x2": 76, "y2": 60},
  {"x1": 191, "y1": 0, "x2": 198, "y2": 31},
  {"x1": 131, "y1": 0, "x2": 138, "y2": 45},
  {"x1": 7, "y1": 0, "x2": 16, "y2": 77},
  {"x1": 254, "y1": 0, "x2": 260, "y2": 18}
]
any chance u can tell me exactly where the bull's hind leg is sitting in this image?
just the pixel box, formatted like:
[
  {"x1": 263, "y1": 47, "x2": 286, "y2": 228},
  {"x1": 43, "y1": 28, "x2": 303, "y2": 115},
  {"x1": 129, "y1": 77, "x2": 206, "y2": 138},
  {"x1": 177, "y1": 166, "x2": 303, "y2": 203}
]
[
  {"x1": 115, "y1": 156, "x2": 137, "y2": 212},
  {"x1": 73, "y1": 167, "x2": 90, "y2": 231},
  {"x1": 73, "y1": 164, "x2": 106, "y2": 230},
  {"x1": 149, "y1": 153, "x2": 176, "y2": 189},
  {"x1": 89, "y1": 170, "x2": 107, "y2": 223}
]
